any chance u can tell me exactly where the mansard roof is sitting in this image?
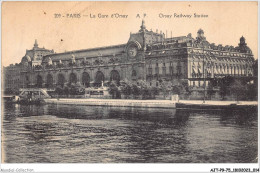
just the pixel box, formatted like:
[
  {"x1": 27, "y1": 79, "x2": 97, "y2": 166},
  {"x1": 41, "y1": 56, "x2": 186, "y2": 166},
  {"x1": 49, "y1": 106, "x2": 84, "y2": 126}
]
[
  {"x1": 42, "y1": 44, "x2": 126, "y2": 62},
  {"x1": 146, "y1": 30, "x2": 253, "y2": 55},
  {"x1": 39, "y1": 23, "x2": 254, "y2": 64},
  {"x1": 33, "y1": 47, "x2": 52, "y2": 51}
]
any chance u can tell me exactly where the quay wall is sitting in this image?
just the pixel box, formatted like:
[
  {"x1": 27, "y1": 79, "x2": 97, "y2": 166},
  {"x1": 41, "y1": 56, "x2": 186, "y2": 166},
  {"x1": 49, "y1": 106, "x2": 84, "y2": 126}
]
[
  {"x1": 44, "y1": 98, "x2": 258, "y2": 109},
  {"x1": 44, "y1": 98, "x2": 177, "y2": 108}
]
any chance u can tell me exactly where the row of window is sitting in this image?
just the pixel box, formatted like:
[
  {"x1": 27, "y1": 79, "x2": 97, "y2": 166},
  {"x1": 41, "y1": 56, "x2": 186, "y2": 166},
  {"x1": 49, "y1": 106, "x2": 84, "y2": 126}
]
[
  {"x1": 148, "y1": 61, "x2": 180, "y2": 67},
  {"x1": 191, "y1": 70, "x2": 252, "y2": 79},
  {"x1": 147, "y1": 66, "x2": 182, "y2": 76},
  {"x1": 191, "y1": 81, "x2": 206, "y2": 87},
  {"x1": 191, "y1": 65, "x2": 252, "y2": 76}
]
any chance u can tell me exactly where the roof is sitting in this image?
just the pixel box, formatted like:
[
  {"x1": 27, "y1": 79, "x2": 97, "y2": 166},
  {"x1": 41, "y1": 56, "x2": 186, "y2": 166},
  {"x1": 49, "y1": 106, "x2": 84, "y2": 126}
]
[
  {"x1": 33, "y1": 47, "x2": 52, "y2": 51},
  {"x1": 43, "y1": 44, "x2": 126, "y2": 62}
]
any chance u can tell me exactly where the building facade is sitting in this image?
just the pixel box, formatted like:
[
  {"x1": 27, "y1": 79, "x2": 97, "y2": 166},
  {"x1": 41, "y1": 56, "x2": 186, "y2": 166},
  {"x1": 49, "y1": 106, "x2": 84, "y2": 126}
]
[
  {"x1": 3, "y1": 63, "x2": 22, "y2": 94},
  {"x1": 14, "y1": 21, "x2": 254, "y2": 92},
  {"x1": 3, "y1": 40, "x2": 54, "y2": 92}
]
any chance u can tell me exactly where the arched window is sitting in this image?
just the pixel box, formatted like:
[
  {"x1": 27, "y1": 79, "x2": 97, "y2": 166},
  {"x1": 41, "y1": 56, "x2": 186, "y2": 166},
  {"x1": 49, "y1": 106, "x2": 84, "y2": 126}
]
[
  {"x1": 148, "y1": 65, "x2": 152, "y2": 75},
  {"x1": 132, "y1": 70, "x2": 137, "y2": 77},
  {"x1": 82, "y1": 72, "x2": 90, "y2": 87},
  {"x1": 25, "y1": 76, "x2": 30, "y2": 88},
  {"x1": 162, "y1": 62, "x2": 166, "y2": 76},
  {"x1": 95, "y1": 71, "x2": 104, "y2": 87},
  {"x1": 36, "y1": 75, "x2": 43, "y2": 88},
  {"x1": 69, "y1": 73, "x2": 77, "y2": 84},
  {"x1": 46, "y1": 74, "x2": 53, "y2": 88},
  {"x1": 57, "y1": 74, "x2": 65, "y2": 87},
  {"x1": 110, "y1": 70, "x2": 120, "y2": 85},
  {"x1": 219, "y1": 65, "x2": 223, "y2": 74}
]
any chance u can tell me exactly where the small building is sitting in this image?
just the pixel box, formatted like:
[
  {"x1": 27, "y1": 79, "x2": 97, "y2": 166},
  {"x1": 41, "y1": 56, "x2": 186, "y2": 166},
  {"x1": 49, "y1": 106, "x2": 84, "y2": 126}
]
[{"x1": 3, "y1": 63, "x2": 22, "y2": 94}]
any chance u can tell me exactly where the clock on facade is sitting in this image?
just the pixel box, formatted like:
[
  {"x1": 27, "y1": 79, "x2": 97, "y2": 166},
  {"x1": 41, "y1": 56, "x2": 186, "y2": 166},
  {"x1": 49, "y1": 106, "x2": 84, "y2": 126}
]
[{"x1": 127, "y1": 45, "x2": 138, "y2": 58}]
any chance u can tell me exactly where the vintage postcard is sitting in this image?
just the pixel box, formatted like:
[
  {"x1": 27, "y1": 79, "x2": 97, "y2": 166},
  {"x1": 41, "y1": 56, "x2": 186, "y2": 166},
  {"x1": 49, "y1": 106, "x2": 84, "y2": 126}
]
[{"x1": 1, "y1": 1, "x2": 258, "y2": 172}]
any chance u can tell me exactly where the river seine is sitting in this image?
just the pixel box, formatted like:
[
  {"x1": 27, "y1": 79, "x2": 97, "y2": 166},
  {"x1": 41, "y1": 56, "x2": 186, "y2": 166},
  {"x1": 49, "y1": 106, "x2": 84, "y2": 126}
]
[{"x1": 2, "y1": 103, "x2": 257, "y2": 163}]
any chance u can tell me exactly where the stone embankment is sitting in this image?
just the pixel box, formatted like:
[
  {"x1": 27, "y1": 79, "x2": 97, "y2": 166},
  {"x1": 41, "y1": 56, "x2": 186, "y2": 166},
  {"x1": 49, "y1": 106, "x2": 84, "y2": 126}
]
[
  {"x1": 44, "y1": 98, "x2": 258, "y2": 109},
  {"x1": 44, "y1": 98, "x2": 176, "y2": 108},
  {"x1": 178, "y1": 100, "x2": 258, "y2": 106}
]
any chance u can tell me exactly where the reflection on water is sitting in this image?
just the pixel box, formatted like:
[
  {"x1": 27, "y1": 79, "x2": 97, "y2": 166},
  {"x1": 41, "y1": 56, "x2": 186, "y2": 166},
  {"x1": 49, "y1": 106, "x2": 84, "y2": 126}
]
[{"x1": 2, "y1": 103, "x2": 258, "y2": 163}]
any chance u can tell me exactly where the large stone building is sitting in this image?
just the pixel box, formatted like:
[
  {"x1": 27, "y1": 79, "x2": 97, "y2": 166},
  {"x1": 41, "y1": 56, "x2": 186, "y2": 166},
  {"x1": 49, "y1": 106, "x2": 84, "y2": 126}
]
[
  {"x1": 3, "y1": 40, "x2": 54, "y2": 92},
  {"x1": 15, "y1": 21, "x2": 255, "y2": 92}
]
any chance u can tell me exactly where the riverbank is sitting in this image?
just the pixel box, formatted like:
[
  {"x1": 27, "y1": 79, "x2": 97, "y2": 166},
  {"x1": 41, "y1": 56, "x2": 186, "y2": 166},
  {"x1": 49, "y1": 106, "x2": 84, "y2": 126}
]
[
  {"x1": 44, "y1": 98, "x2": 258, "y2": 109},
  {"x1": 177, "y1": 100, "x2": 258, "y2": 106},
  {"x1": 44, "y1": 98, "x2": 176, "y2": 108},
  {"x1": 176, "y1": 100, "x2": 257, "y2": 111}
]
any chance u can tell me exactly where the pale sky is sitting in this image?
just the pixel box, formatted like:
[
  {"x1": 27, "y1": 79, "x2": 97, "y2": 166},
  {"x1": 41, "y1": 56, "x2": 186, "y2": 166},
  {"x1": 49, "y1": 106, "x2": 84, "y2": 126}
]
[{"x1": 2, "y1": 1, "x2": 258, "y2": 66}]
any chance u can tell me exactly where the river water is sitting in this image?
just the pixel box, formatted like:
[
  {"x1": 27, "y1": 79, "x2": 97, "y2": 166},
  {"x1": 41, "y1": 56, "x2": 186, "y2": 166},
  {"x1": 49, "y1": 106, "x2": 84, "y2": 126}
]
[{"x1": 2, "y1": 103, "x2": 258, "y2": 163}]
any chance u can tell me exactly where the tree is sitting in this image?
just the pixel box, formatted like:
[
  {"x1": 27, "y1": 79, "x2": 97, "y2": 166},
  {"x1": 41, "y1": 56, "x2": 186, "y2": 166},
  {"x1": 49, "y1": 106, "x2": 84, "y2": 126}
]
[
  {"x1": 170, "y1": 80, "x2": 191, "y2": 99},
  {"x1": 246, "y1": 83, "x2": 257, "y2": 100},
  {"x1": 108, "y1": 81, "x2": 119, "y2": 99},
  {"x1": 12, "y1": 88, "x2": 19, "y2": 95},
  {"x1": 142, "y1": 86, "x2": 152, "y2": 99},
  {"x1": 137, "y1": 80, "x2": 151, "y2": 99},
  {"x1": 69, "y1": 83, "x2": 77, "y2": 95},
  {"x1": 171, "y1": 85, "x2": 181, "y2": 95},
  {"x1": 132, "y1": 83, "x2": 141, "y2": 99},
  {"x1": 180, "y1": 80, "x2": 191, "y2": 96},
  {"x1": 159, "y1": 80, "x2": 171, "y2": 98},
  {"x1": 207, "y1": 81, "x2": 215, "y2": 100},
  {"x1": 55, "y1": 85, "x2": 63, "y2": 96},
  {"x1": 4, "y1": 88, "x2": 14, "y2": 95},
  {"x1": 219, "y1": 76, "x2": 234, "y2": 100},
  {"x1": 77, "y1": 83, "x2": 85, "y2": 95},
  {"x1": 230, "y1": 79, "x2": 244, "y2": 102},
  {"x1": 63, "y1": 83, "x2": 70, "y2": 97},
  {"x1": 120, "y1": 81, "x2": 132, "y2": 99},
  {"x1": 68, "y1": 82, "x2": 85, "y2": 95},
  {"x1": 150, "y1": 86, "x2": 159, "y2": 99}
]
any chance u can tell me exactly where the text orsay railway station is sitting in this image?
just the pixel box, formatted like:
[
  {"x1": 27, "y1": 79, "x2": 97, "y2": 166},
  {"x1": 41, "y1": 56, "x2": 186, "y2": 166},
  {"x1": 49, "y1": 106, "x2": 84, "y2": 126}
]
[{"x1": 4, "y1": 20, "x2": 255, "y2": 92}]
